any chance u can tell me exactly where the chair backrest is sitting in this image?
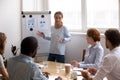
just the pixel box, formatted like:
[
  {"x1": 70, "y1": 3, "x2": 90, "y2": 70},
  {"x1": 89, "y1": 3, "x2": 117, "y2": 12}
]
[{"x1": 82, "y1": 49, "x2": 86, "y2": 61}]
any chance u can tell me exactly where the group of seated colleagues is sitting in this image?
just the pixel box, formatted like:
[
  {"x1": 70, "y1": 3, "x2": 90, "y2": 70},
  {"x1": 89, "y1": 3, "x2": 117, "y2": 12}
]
[
  {"x1": 71, "y1": 28, "x2": 104, "y2": 69},
  {"x1": 81, "y1": 28, "x2": 120, "y2": 80},
  {"x1": 0, "y1": 28, "x2": 119, "y2": 80}
]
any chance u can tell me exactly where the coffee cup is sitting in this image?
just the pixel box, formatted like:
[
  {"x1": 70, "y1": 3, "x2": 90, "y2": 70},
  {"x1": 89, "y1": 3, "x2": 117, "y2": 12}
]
[{"x1": 65, "y1": 63, "x2": 71, "y2": 74}]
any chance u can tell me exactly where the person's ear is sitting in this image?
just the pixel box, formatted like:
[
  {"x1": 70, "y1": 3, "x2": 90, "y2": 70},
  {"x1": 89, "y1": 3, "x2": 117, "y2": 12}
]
[{"x1": 32, "y1": 48, "x2": 38, "y2": 58}]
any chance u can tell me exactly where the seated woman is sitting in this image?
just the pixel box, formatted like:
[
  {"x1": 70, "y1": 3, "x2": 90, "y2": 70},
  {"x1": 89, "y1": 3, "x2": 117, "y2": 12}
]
[
  {"x1": 0, "y1": 32, "x2": 9, "y2": 80},
  {"x1": 71, "y1": 28, "x2": 104, "y2": 68}
]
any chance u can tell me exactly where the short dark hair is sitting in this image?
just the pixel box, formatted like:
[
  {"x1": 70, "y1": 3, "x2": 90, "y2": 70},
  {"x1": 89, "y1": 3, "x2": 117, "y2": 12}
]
[
  {"x1": 87, "y1": 28, "x2": 100, "y2": 42},
  {"x1": 105, "y1": 28, "x2": 120, "y2": 47},
  {"x1": 21, "y1": 36, "x2": 38, "y2": 55}
]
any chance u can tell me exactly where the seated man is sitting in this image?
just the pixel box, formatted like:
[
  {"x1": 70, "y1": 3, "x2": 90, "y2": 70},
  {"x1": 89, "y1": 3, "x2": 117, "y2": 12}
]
[
  {"x1": 7, "y1": 36, "x2": 48, "y2": 80},
  {"x1": 81, "y1": 28, "x2": 120, "y2": 80}
]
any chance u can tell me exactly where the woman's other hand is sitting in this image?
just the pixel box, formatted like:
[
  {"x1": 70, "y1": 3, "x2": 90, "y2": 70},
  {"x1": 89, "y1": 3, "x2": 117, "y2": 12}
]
[
  {"x1": 37, "y1": 31, "x2": 45, "y2": 38},
  {"x1": 70, "y1": 60, "x2": 79, "y2": 67}
]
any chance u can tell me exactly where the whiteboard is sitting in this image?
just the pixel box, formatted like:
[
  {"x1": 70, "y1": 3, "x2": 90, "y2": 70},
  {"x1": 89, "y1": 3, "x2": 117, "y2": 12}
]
[{"x1": 21, "y1": 11, "x2": 51, "y2": 54}]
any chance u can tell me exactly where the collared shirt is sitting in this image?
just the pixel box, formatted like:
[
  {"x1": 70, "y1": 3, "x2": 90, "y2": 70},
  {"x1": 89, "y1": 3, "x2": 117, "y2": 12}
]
[
  {"x1": 44, "y1": 26, "x2": 71, "y2": 55},
  {"x1": 93, "y1": 46, "x2": 120, "y2": 80},
  {"x1": 79, "y1": 42, "x2": 104, "y2": 68},
  {"x1": 7, "y1": 54, "x2": 47, "y2": 80}
]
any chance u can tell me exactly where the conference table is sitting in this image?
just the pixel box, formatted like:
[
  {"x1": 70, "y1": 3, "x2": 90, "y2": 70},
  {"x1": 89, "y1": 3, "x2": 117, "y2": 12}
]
[
  {"x1": 37, "y1": 61, "x2": 83, "y2": 80},
  {"x1": 37, "y1": 61, "x2": 107, "y2": 80}
]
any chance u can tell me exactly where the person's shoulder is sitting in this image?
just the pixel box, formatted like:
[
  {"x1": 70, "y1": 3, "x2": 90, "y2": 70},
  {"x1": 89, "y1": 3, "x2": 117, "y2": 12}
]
[
  {"x1": 51, "y1": 26, "x2": 54, "y2": 28},
  {"x1": 28, "y1": 61, "x2": 40, "y2": 70},
  {"x1": 62, "y1": 25, "x2": 67, "y2": 29},
  {"x1": 7, "y1": 56, "x2": 19, "y2": 64},
  {"x1": 62, "y1": 26, "x2": 69, "y2": 31},
  {"x1": 104, "y1": 50, "x2": 118, "y2": 59},
  {"x1": 94, "y1": 43, "x2": 103, "y2": 50},
  {"x1": 104, "y1": 52, "x2": 119, "y2": 63},
  {"x1": 8, "y1": 55, "x2": 19, "y2": 60}
]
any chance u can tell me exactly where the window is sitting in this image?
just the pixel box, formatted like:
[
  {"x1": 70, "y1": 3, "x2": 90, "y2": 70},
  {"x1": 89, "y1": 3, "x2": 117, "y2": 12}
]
[
  {"x1": 48, "y1": 0, "x2": 119, "y2": 32},
  {"x1": 22, "y1": 0, "x2": 43, "y2": 11},
  {"x1": 87, "y1": 0, "x2": 119, "y2": 29},
  {"x1": 22, "y1": 0, "x2": 35, "y2": 11},
  {"x1": 48, "y1": 0, "x2": 82, "y2": 31},
  {"x1": 22, "y1": 0, "x2": 120, "y2": 32}
]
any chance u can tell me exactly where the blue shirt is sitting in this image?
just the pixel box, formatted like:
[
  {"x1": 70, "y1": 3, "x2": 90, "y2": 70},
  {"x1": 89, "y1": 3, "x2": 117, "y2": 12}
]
[
  {"x1": 44, "y1": 26, "x2": 71, "y2": 55},
  {"x1": 7, "y1": 54, "x2": 48, "y2": 80},
  {"x1": 80, "y1": 42, "x2": 104, "y2": 68}
]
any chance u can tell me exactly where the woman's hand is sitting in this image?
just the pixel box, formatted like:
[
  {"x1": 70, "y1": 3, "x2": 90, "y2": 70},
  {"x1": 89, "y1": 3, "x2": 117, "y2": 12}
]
[
  {"x1": 70, "y1": 60, "x2": 79, "y2": 67},
  {"x1": 37, "y1": 31, "x2": 45, "y2": 38},
  {"x1": 55, "y1": 76, "x2": 62, "y2": 80},
  {"x1": 88, "y1": 68, "x2": 97, "y2": 75},
  {"x1": 42, "y1": 72, "x2": 50, "y2": 78},
  {"x1": 57, "y1": 38, "x2": 64, "y2": 43},
  {"x1": 81, "y1": 70, "x2": 92, "y2": 80}
]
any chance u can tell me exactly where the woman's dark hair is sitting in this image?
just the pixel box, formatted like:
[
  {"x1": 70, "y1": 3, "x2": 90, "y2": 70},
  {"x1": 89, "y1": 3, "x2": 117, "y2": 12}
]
[
  {"x1": 0, "y1": 32, "x2": 7, "y2": 55},
  {"x1": 104, "y1": 28, "x2": 120, "y2": 47},
  {"x1": 54, "y1": 11, "x2": 63, "y2": 18},
  {"x1": 87, "y1": 28, "x2": 100, "y2": 42},
  {"x1": 21, "y1": 36, "x2": 38, "y2": 55}
]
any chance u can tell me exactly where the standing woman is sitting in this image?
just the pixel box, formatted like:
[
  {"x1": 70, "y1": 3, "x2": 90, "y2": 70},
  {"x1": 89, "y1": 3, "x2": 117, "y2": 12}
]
[
  {"x1": 0, "y1": 32, "x2": 9, "y2": 80},
  {"x1": 37, "y1": 11, "x2": 71, "y2": 63}
]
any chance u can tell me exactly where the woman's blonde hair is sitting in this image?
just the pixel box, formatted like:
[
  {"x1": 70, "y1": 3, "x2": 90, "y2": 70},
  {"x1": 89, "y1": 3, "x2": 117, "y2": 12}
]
[
  {"x1": 0, "y1": 32, "x2": 7, "y2": 55},
  {"x1": 54, "y1": 11, "x2": 63, "y2": 18}
]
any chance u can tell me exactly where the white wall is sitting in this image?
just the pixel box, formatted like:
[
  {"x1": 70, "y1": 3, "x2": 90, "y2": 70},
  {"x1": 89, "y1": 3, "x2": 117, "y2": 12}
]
[{"x1": 0, "y1": 0, "x2": 21, "y2": 58}]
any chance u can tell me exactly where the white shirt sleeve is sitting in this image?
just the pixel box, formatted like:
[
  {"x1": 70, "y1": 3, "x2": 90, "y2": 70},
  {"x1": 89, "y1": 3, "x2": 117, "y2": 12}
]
[{"x1": 93, "y1": 54, "x2": 114, "y2": 80}]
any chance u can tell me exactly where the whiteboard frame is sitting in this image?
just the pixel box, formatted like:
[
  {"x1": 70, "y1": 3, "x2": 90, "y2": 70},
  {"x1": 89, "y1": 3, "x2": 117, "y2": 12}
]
[{"x1": 21, "y1": 11, "x2": 51, "y2": 54}]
